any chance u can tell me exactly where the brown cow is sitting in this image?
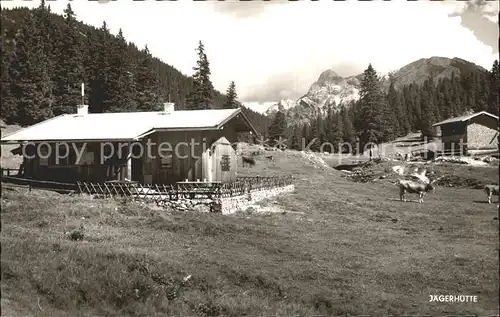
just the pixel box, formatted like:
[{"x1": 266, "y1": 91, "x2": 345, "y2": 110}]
[
  {"x1": 398, "y1": 179, "x2": 437, "y2": 203},
  {"x1": 242, "y1": 156, "x2": 256, "y2": 167},
  {"x1": 484, "y1": 185, "x2": 499, "y2": 204}
]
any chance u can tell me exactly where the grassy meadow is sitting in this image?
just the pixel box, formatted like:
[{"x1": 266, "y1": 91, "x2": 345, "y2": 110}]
[{"x1": 1, "y1": 145, "x2": 499, "y2": 316}]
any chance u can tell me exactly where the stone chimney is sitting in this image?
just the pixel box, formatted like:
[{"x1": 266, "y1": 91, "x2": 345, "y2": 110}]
[
  {"x1": 162, "y1": 103, "x2": 175, "y2": 114},
  {"x1": 77, "y1": 105, "x2": 89, "y2": 115}
]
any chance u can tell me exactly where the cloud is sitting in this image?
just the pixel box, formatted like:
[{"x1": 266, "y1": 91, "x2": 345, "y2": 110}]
[
  {"x1": 210, "y1": 0, "x2": 289, "y2": 18},
  {"x1": 447, "y1": 0, "x2": 499, "y2": 53},
  {"x1": 328, "y1": 61, "x2": 365, "y2": 79},
  {"x1": 241, "y1": 61, "x2": 366, "y2": 103},
  {"x1": 240, "y1": 71, "x2": 308, "y2": 103},
  {"x1": 3, "y1": 0, "x2": 498, "y2": 105}
]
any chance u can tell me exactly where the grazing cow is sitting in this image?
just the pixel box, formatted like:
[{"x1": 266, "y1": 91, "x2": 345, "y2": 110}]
[
  {"x1": 398, "y1": 179, "x2": 437, "y2": 203},
  {"x1": 484, "y1": 185, "x2": 499, "y2": 204},
  {"x1": 242, "y1": 156, "x2": 256, "y2": 167}
]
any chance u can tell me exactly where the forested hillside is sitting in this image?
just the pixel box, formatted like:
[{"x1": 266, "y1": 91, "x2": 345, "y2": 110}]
[
  {"x1": 0, "y1": 4, "x2": 271, "y2": 134},
  {"x1": 267, "y1": 61, "x2": 500, "y2": 152}
]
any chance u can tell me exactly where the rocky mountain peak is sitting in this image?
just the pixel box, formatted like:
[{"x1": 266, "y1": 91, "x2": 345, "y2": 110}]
[
  {"x1": 264, "y1": 99, "x2": 296, "y2": 116},
  {"x1": 317, "y1": 69, "x2": 343, "y2": 84},
  {"x1": 244, "y1": 56, "x2": 487, "y2": 127}
]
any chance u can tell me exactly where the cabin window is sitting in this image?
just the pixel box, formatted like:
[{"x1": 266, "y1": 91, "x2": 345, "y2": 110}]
[
  {"x1": 75, "y1": 144, "x2": 94, "y2": 165},
  {"x1": 221, "y1": 155, "x2": 230, "y2": 171},
  {"x1": 39, "y1": 146, "x2": 49, "y2": 166},
  {"x1": 103, "y1": 144, "x2": 113, "y2": 159},
  {"x1": 80, "y1": 151, "x2": 94, "y2": 165},
  {"x1": 53, "y1": 145, "x2": 77, "y2": 165},
  {"x1": 161, "y1": 150, "x2": 173, "y2": 169}
]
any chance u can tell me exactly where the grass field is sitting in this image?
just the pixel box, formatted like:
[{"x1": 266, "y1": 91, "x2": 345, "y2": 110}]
[{"x1": 1, "y1": 146, "x2": 499, "y2": 316}]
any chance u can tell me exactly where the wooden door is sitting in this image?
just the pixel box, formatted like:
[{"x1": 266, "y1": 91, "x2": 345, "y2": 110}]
[
  {"x1": 131, "y1": 157, "x2": 142, "y2": 182},
  {"x1": 211, "y1": 137, "x2": 237, "y2": 183}
]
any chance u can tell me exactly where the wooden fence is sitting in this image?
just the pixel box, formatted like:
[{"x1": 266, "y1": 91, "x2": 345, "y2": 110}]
[
  {"x1": 0, "y1": 175, "x2": 77, "y2": 193},
  {"x1": 1, "y1": 174, "x2": 293, "y2": 205},
  {"x1": 0, "y1": 168, "x2": 19, "y2": 177},
  {"x1": 76, "y1": 175, "x2": 294, "y2": 202}
]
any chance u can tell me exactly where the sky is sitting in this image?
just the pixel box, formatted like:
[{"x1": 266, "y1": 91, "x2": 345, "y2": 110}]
[{"x1": 3, "y1": 0, "x2": 499, "y2": 106}]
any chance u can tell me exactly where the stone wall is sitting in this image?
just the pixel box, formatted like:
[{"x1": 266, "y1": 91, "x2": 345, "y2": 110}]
[
  {"x1": 160, "y1": 184, "x2": 295, "y2": 215},
  {"x1": 467, "y1": 123, "x2": 498, "y2": 150},
  {"x1": 219, "y1": 184, "x2": 295, "y2": 215}
]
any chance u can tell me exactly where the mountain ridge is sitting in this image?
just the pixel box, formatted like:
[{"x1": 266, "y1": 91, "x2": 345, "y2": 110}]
[{"x1": 247, "y1": 56, "x2": 488, "y2": 124}]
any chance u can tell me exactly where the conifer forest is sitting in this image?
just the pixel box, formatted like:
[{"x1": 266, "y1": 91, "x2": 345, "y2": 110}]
[
  {"x1": 1, "y1": 4, "x2": 271, "y2": 134},
  {"x1": 1, "y1": 4, "x2": 499, "y2": 152}
]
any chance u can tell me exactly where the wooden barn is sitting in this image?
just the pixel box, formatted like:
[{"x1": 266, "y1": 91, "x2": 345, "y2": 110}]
[
  {"x1": 432, "y1": 111, "x2": 499, "y2": 156},
  {"x1": 0, "y1": 103, "x2": 258, "y2": 184}
]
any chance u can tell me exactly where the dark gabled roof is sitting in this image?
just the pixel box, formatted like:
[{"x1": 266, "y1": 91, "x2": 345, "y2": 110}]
[{"x1": 432, "y1": 111, "x2": 499, "y2": 127}]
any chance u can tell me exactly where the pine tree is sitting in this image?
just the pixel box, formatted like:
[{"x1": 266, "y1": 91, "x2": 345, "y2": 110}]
[
  {"x1": 289, "y1": 125, "x2": 302, "y2": 151},
  {"x1": 387, "y1": 81, "x2": 404, "y2": 136},
  {"x1": 135, "y1": 45, "x2": 160, "y2": 111},
  {"x1": 35, "y1": 0, "x2": 56, "y2": 74},
  {"x1": 88, "y1": 21, "x2": 113, "y2": 113},
  {"x1": 1, "y1": 43, "x2": 16, "y2": 123},
  {"x1": 397, "y1": 91, "x2": 410, "y2": 135},
  {"x1": 380, "y1": 94, "x2": 397, "y2": 142},
  {"x1": 268, "y1": 111, "x2": 287, "y2": 149},
  {"x1": 308, "y1": 117, "x2": 320, "y2": 152},
  {"x1": 420, "y1": 79, "x2": 436, "y2": 138},
  {"x1": 63, "y1": 2, "x2": 75, "y2": 23},
  {"x1": 316, "y1": 113, "x2": 327, "y2": 152},
  {"x1": 223, "y1": 81, "x2": 238, "y2": 109},
  {"x1": 332, "y1": 112, "x2": 344, "y2": 152},
  {"x1": 475, "y1": 71, "x2": 490, "y2": 113},
  {"x1": 430, "y1": 79, "x2": 441, "y2": 123},
  {"x1": 488, "y1": 60, "x2": 499, "y2": 115},
  {"x1": 186, "y1": 41, "x2": 214, "y2": 110},
  {"x1": 440, "y1": 79, "x2": 453, "y2": 119},
  {"x1": 52, "y1": 3, "x2": 85, "y2": 115},
  {"x1": 8, "y1": 12, "x2": 54, "y2": 126},
  {"x1": 106, "y1": 29, "x2": 135, "y2": 112},
  {"x1": 324, "y1": 101, "x2": 335, "y2": 144},
  {"x1": 340, "y1": 105, "x2": 356, "y2": 152},
  {"x1": 301, "y1": 124, "x2": 310, "y2": 151},
  {"x1": 450, "y1": 74, "x2": 463, "y2": 116},
  {"x1": 357, "y1": 64, "x2": 385, "y2": 149},
  {"x1": 408, "y1": 83, "x2": 422, "y2": 132},
  {"x1": 325, "y1": 107, "x2": 342, "y2": 152}
]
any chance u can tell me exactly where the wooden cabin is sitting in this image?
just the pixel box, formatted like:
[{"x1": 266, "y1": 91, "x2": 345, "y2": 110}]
[
  {"x1": 432, "y1": 111, "x2": 499, "y2": 156},
  {"x1": 0, "y1": 103, "x2": 258, "y2": 184}
]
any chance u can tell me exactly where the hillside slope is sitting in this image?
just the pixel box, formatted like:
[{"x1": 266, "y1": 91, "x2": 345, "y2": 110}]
[
  {"x1": 1, "y1": 147, "x2": 498, "y2": 316},
  {"x1": 0, "y1": 7, "x2": 221, "y2": 111},
  {"x1": 386, "y1": 56, "x2": 488, "y2": 89},
  {"x1": 0, "y1": 6, "x2": 271, "y2": 134}
]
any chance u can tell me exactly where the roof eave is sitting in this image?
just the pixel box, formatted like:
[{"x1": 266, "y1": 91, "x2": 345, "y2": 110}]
[
  {"x1": 216, "y1": 108, "x2": 260, "y2": 136},
  {"x1": 433, "y1": 111, "x2": 500, "y2": 127},
  {"x1": 0, "y1": 138, "x2": 136, "y2": 144},
  {"x1": 433, "y1": 121, "x2": 453, "y2": 127},
  {"x1": 0, "y1": 114, "x2": 68, "y2": 141},
  {"x1": 134, "y1": 127, "x2": 223, "y2": 139}
]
